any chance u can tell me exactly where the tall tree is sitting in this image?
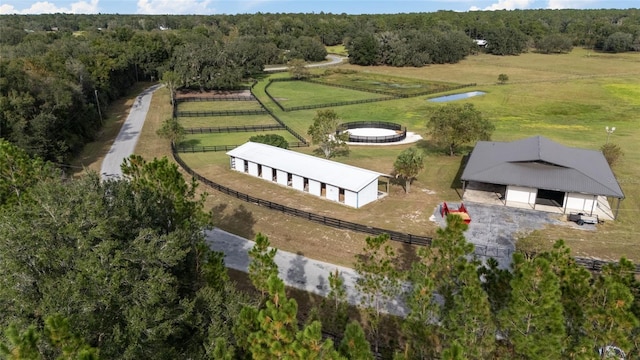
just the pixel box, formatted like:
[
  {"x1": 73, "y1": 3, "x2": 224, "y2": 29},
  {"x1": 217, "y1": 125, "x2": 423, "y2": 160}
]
[
  {"x1": 287, "y1": 58, "x2": 311, "y2": 80},
  {"x1": 248, "y1": 233, "x2": 279, "y2": 298},
  {"x1": 498, "y1": 254, "x2": 566, "y2": 359},
  {"x1": 354, "y1": 234, "x2": 402, "y2": 353},
  {"x1": 426, "y1": 103, "x2": 494, "y2": 156},
  {"x1": 392, "y1": 147, "x2": 424, "y2": 193},
  {"x1": 161, "y1": 70, "x2": 181, "y2": 106},
  {"x1": 339, "y1": 321, "x2": 374, "y2": 360},
  {"x1": 318, "y1": 269, "x2": 349, "y2": 335},
  {"x1": 585, "y1": 259, "x2": 639, "y2": 357},
  {"x1": 307, "y1": 109, "x2": 349, "y2": 158},
  {"x1": 156, "y1": 117, "x2": 185, "y2": 146},
  {"x1": 0, "y1": 139, "x2": 57, "y2": 207}
]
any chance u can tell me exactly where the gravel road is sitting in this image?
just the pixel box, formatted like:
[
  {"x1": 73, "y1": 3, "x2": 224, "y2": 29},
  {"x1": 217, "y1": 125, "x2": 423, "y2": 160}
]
[{"x1": 100, "y1": 84, "x2": 163, "y2": 180}]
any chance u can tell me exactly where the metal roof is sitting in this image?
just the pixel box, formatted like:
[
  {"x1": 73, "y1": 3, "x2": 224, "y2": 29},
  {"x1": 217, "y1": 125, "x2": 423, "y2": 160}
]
[
  {"x1": 461, "y1": 136, "x2": 624, "y2": 198},
  {"x1": 227, "y1": 142, "x2": 386, "y2": 192}
]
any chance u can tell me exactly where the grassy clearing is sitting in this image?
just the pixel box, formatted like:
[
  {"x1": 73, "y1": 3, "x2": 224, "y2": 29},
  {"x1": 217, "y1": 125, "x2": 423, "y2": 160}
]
[
  {"x1": 178, "y1": 114, "x2": 278, "y2": 128},
  {"x1": 266, "y1": 80, "x2": 389, "y2": 108},
  {"x1": 179, "y1": 130, "x2": 299, "y2": 147},
  {"x1": 316, "y1": 70, "x2": 457, "y2": 95},
  {"x1": 176, "y1": 100, "x2": 264, "y2": 112}
]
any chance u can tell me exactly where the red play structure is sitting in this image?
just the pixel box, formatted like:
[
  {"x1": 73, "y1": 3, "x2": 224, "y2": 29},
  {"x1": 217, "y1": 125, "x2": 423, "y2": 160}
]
[{"x1": 441, "y1": 202, "x2": 471, "y2": 224}]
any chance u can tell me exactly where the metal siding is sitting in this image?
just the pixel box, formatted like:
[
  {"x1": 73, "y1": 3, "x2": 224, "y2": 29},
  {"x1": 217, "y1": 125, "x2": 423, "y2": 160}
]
[
  {"x1": 276, "y1": 170, "x2": 288, "y2": 186},
  {"x1": 261, "y1": 166, "x2": 272, "y2": 181},
  {"x1": 357, "y1": 180, "x2": 379, "y2": 207},
  {"x1": 227, "y1": 142, "x2": 385, "y2": 192},
  {"x1": 309, "y1": 180, "x2": 321, "y2": 196},
  {"x1": 507, "y1": 186, "x2": 536, "y2": 205},
  {"x1": 566, "y1": 193, "x2": 596, "y2": 212},
  {"x1": 326, "y1": 185, "x2": 339, "y2": 202},
  {"x1": 292, "y1": 175, "x2": 304, "y2": 191},
  {"x1": 344, "y1": 190, "x2": 358, "y2": 208},
  {"x1": 248, "y1": 162, "x2": 259, "y2": 177}
]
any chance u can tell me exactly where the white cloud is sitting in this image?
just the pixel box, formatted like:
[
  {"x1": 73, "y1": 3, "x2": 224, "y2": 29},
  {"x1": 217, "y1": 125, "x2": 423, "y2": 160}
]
[
  {"x1": 136, "y1": 0, "x2": 215, "y2": 14},
  {"x1": 0, "y1": 0, "x2": 98, "y2": 14},
  {"x1": 469, "y1": 0, "x2": 536, "y2": 11},
  {"x1": 546, "y1": 0, "x2": 597, "y2": 9}
]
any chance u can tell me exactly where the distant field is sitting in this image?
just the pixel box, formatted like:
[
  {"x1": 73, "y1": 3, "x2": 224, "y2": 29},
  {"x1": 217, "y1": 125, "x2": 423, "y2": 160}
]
[
  {"x1": 179, "y1": 130, "x2": 299, "y2": 147},
  {"x1": 176, "y1": 100, "x2": 264, "y2": 112},
  {"x1": 315, "y1": 70, "x2": 458, "y2": 95},
  {"x1": 266, "y1": 80, "x2": 389, "y2": 108},
  {"x1": 166, "y1": 47, "x2": 640, "y2": 265},
  {"x1": 178, "y1": 114, "x2": 278, "y2": 128}
]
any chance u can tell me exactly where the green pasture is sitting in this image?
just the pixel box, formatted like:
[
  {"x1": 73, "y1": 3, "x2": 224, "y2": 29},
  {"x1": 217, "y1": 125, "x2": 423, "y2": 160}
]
[
  {"x1": 179, "y1": 130, "x2": 299, "y2": 147},
  {"x1": 315, "y1": 70, "x2": 457, "y2": 96},
  {"x1": 177, "y1": 100, "x2": 264, "y2": 112},
  {"x1": 265, "y1": 80, "x2": 389, "y2": 108},
  {"x1": 178, "y1": 114, "x2": 278, "y2": 128}
]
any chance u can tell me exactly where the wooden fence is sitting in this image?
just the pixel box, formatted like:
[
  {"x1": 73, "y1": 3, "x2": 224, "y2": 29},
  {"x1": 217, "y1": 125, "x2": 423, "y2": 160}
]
[
  {"x1": 177, "y1": 109, "x2": 267, "y2": 117},
  {"x1": 184, "y1": 124, "x2": 284, "y2": 134}
]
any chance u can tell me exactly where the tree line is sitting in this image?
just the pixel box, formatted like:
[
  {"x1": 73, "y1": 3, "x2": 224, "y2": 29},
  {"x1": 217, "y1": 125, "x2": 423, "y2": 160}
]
[{"x1": 1, "y1": 140, "x2": 638, "y2": 359}]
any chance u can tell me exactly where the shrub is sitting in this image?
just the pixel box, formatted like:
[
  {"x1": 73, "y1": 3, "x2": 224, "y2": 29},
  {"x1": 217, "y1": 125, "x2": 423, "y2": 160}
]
[
  {"x1": 601, "y1": 143, "x2": 623, "y2": 166},
  {"x1": 249, "y1": 134, "x2": 289, "y2": 149}
]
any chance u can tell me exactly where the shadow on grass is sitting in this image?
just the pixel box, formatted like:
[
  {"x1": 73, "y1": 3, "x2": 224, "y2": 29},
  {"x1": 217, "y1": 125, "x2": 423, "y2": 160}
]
[
  {"x1": 211, "y1": 203, "x2": 256, "y2": 240},
  {"x1": 450, "y1": 154, "x2": 470, "y2": 198},
  {"x1": 179, "y1": 138, "x2": 202, "y2": 147}
]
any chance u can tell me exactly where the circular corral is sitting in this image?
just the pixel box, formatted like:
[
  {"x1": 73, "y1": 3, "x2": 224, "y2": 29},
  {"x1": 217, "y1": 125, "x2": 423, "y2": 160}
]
[{"x1": 340, "y1": 121, "x2": 417, "y2": 144}]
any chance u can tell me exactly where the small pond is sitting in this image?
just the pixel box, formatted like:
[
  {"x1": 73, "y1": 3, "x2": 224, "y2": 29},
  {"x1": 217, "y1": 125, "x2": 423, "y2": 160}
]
[{"x1": 428, "y1": 91, "x2": 486, "y2": 103}]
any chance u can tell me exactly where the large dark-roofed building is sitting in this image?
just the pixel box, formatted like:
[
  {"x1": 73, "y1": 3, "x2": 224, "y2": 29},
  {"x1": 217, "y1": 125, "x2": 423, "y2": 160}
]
[{"x1": 461, "y1": 136, "x2": 624, "y2": 218}]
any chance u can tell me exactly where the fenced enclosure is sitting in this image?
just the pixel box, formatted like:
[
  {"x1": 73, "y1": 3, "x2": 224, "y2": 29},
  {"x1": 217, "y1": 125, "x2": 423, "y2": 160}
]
[{"x1": 339, "y1": 121, "x2": 407, "y2": 143}]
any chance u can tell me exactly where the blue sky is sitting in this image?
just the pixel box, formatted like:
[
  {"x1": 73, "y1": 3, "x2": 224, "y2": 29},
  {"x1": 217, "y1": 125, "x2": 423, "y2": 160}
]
[{"x1": 0, "y1": 0, "x2": 637, "y2": 15}]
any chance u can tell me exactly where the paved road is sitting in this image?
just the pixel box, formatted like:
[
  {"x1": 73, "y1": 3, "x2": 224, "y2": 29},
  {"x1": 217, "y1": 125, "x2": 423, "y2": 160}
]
[
  {"x1": 205, "y1": 228, "x2": 408, "y2": 316},
  {"x1": 100, "y1": 84, "x2": 163, "y2": 180}
]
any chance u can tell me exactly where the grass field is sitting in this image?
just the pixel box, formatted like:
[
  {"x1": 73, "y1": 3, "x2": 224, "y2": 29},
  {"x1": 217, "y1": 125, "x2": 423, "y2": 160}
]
[
  {"x1": 266, "y1": 80, "x2": 391, "y2": 108},
  {"x1": 178, "y1": 114, "x2": 278, "y2": 128},
  {"x1": 77, "y1": 47, "x2": 640, "y2": 267},
  {"x1": 176, "y1": 100, "x2": 264, "y2": 112},
  {"x1": 180, "y1": 130, "x2": 300, "y2": 147},
  {"x1": 315, "y1": 70, "x2": 457, "y2": 95}
]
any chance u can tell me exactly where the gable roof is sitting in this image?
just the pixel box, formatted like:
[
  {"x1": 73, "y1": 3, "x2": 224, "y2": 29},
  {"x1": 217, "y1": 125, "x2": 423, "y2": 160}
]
[
  {"x1": 461, "y1": 136, "x2": 624, "y2": 198},
  {"x1": 227, "y1": 142, "x2": 386, "y2": 193}
]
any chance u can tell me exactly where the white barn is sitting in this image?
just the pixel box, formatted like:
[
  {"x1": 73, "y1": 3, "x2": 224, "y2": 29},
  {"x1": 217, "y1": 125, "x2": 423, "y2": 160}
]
[
  {"x1": 226, "y1": 142, "x2": 388, "y2": 208},
  {"x1": 461, "y1": 136, "x2": 624, "y2": 218}
]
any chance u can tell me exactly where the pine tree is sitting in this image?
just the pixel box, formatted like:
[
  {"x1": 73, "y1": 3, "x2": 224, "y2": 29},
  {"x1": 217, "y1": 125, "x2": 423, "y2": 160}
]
[
  {"x1": 585, "y1": 259, "x2": 639, "y2": 357},
  {"x1": 339, "y1": 321, "x2": 374, "y2": 360},
  {"x1": 247, "y1": 276, "x2": 298, "y2": 359},
  {"x1": 248, "y1": 233, "x2": 278, "y2": 297},
  {"x1": 498, "y1": 254, "x2": 566, "y2": 359},
  {"x1": 354, "y1": 234, "x2": 402, "y2": 353},
  {"x1": 319, "y1": 269, "x2": 349, "y2": 335},
  {"x1": 292, "y1": 321, "x2": 342, "y2": 360},
  {"x1": 441, "y1": 263, "x2": 496, "y2": 359}
]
